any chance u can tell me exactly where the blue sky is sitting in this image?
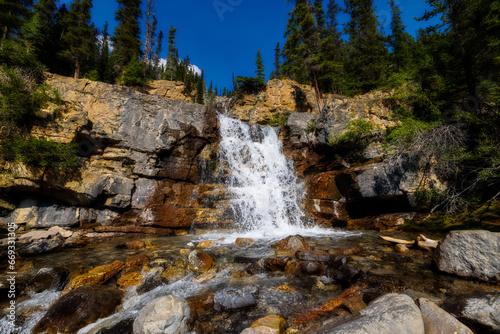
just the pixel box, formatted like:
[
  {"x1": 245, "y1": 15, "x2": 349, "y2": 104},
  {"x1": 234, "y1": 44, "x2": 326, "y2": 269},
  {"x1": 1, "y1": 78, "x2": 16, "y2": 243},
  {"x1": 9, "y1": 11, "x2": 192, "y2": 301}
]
[{"x1": 60, "y1": 0, "x2": 441, "y2": 91}]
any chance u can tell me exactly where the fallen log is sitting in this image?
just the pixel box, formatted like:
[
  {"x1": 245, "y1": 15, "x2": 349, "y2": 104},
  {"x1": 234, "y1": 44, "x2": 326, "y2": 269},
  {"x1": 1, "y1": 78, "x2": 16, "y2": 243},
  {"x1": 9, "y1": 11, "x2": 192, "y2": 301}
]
[
  {"x1": 417, "y1": 234, "x2": 439, "y2": 250},
  {"x1": 289, "y1": 283, "x2": 367, "y2": 327}
]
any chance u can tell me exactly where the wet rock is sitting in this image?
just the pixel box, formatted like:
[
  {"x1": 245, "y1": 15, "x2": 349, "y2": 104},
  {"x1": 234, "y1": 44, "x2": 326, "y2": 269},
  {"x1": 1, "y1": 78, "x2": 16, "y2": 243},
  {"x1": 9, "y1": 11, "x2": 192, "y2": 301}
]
[
  {"x1": 395, "y1": 244, "x2": 410, "y2": 253},
  {"x1": 197, "y1": 240, "x2": 217, "y2": 248},
  {"x1": 403, "y1": 290, "x2": 443, "y2": 306},
  {"x1": 33, "y1": 285, "x2": 122, "y2": 334},
  {"x1": 85, "y1": 316, "x2": 134, "y2": 334},
  {"x1": 214, "y1": 287, "x2": 256, "y2": 312},
  {"x1": 18, "y1": 231, "x2": 65, "y2": 256},
  {"x1": 273, "y1": 235, "x2": 310, "y2": 255},
  {"x1": 69, "y1": 261, "x2": 125, "y2": 289},
  {"x1": 443, "y1": 293, "x2": 500, "y2": 333},
  {"x1": 436, "y1": 230, "x2": 500, "y2": 282},
  {"x1": 343, "y1": 296, "x2": 367, "y2": 315},
  {"x1": 309, "y1": 293, "x2": 424, "y2": 334},
  {"x1": 249, "y1": 315, "x2": 286, "y2": 334},
  {"x1": 137, "y1": 267, "x2": 164, "y2": 294},
  {"x1": 418, "y1": 298, "x2": 473, "y2": 334},
  {"x1": 133, "y1": 295, "x2": 192, "y2": 334},
  {"x1": 301, "y1": 261, "x2": 326, "y2": 276},
  {"x1": 295, "y1": 250, "x2": 330, "y2": 262},
  {"x1": 192, "y1": 268, "x2": 217, "y2": 284},
  {"x1": 264, "y1": 257, "x2": 291, "y2": 272},
  {"x1": 162, "y1": 264, "x2": 187, "y2": 284},
  {"x1": 327, "y1": 257, "x2": 363, "y2": 286},
  {"x1": 117, "y1": 271, "x2": 143, "y2": 288},
  {"x1": 126, "y1": 240, "x2": 146, "y2": 249},
  {"x1": 125, "y1": 253, "x2": 152, "y2": 268},
  {"x1": 48, "y1": 226, "x2": 73, "y2": 238},
  {"x1": 188, "y1": 250, "x2": 214, "y2": 273},
  {"x1": 28, "y1": 267, "x2": 67, "y2": 293},
  {"x1": 329, "y1": 243, "x2": 363, "y2": 256},
  {"x1": 235, "y1": 238, "x2": 255, "y2": 246}
]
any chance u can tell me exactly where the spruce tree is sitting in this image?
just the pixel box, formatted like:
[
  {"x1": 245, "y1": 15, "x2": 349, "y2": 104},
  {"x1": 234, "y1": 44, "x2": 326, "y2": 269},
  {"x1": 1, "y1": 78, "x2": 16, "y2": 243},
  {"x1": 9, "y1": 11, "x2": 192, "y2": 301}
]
[
  {"x1": 344, "y1": 0, "x2": 388, "y2": 94},
  {"x1": 165, "y1": 26, "x2": 178, "y2": 80},
  {"x1": 153, "y1": 29, "x2": 163, "y2": 77},
  {"x1": 388, "y1": 0, "x2": 412, "y2": 71},
  {"x1": 313, "y1": 0, "x2": 326, "y2": 32},
  {"x1": 111, "y1": 0, "x2": 142, "y2": 70},
  {"x1": 60, "y1": 0, "x2": 96, "y2": 79},
  {"x1": 98, "y1": 21, "x2": 111, "y2": 82},
  {"x1": 255, "y1": 49, "x2": 265, "y2": 82},
  {"x1": 0, "y1": 0, "x2": 33, "y2": 39},
  {"x1": 270, "y1": 42, "x2": 282, "y2": 79}
]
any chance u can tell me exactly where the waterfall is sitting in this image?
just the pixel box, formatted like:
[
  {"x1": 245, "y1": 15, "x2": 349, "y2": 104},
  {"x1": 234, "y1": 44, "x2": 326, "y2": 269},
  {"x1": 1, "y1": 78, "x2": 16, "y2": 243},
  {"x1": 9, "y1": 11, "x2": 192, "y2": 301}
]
[{"x1": 218, "y1": 113, "x2": 307, "y2": 233}]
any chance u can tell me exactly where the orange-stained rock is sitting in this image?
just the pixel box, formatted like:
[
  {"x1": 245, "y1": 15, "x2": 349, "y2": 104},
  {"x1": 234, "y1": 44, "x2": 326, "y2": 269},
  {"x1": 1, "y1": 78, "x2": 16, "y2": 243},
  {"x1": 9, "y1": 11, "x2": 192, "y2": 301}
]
[
  {"x1": 235, "y1": 238, "x2": 255, "y2": 246},
  {"x1": 329, "y1": 243, "x2": 363, "y2": 256},
  {"x1": 188, "y1": 250, "x2": 214, "y2": 273},
  {"x1": 117, "y1": 271, "x2": 143, "y2": 287},
  {"x1": 126, "y1": 240, "x2": 145, "y2": 249},
  {"x1": 250, "y1": 315, "x2": 286, "y2": 334},
  {"x1": 197, "y1": 240, "x2": 217, "y2": 249},
  {"x1": 306, "y1": 171, "x2": 342, "y2": 201},
  {"x1": 125, "y1": 253, "x2": 152, "y2": 268},
  {"x1": 276, "y1": 284, "x2": 296, "y2": 293},
  {"x1": 161, "y1": 265, "x2": 187, "y2": 284},
  {"x1": 69, "y1": 261, "x2": 125, "y2": 289},
  {"x1": 273, "y1": 235, "x2": 310, "y2": 255}
]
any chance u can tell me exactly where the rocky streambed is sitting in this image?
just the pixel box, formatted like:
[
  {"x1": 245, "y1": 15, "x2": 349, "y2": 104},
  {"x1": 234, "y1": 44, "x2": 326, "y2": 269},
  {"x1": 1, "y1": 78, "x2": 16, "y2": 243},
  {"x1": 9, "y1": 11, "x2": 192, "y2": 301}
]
[{"x1": 0, "y1": 228, "x2": 498, "y2": 334}]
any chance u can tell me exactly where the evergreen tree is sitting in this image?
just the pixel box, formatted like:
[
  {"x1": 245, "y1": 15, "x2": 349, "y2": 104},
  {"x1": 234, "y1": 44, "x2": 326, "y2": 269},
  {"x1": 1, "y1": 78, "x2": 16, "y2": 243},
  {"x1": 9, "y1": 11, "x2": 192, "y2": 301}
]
[
  {"x1": 0, "y1": 0, "x2": 33, "y2": 39},
  {"x1": 313, "y1": 0, "x2": 326, "y2": 31},
  {"x1": 111, "y1": 0, "x2": 142, "y2": 70},
  {"x1": 60, "y1": 0, "x2": 96, "y2": 79},
  {"x1": 270, "y1": 42, "x2": 282, "y2": 79},
  {"x1": 143, "y1": 0, "x2": 156, "y2": 63},
  {"x1": 388, "y1": 0, "x2": 413, "y2": 71},
  {"x1": 153, "y1": 29, "x2": 163, "y2": 77},
  {"x1": 164, "y1": 26, "x2": 178, "y2": 80},
  {"x1": 196, "y1": 70, "x2": 205, "y2": 104},
  {"x1": 255, "y1": 49, "x2": 265, "y2": 82},
  {"x1": 344, "y1": 0, "x2": 388, "y2": 94},
  {"x1": 98, "y1": 21, "x2": 112, "y2": 82}
]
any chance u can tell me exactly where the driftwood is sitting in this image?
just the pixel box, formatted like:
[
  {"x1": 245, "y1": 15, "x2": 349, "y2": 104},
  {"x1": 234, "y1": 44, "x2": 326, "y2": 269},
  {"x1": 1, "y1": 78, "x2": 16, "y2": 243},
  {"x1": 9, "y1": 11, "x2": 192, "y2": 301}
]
[
  {"x1": 379, "y1": 235, "x2": 415, "y2": 246},
  {"x1": 417, "y1": 234, "x2": 440, "y2": 250}
]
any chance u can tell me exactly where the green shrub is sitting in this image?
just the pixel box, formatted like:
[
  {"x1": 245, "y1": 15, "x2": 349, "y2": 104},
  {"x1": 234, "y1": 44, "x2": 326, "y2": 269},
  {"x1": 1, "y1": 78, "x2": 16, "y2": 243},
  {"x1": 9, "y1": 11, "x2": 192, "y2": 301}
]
[
  {"x1": 305, "y1": 119, "x2": 318, "y2": 135},
  {"x1": 120, "y1": 57, "x2": 146, "y2": 87},
  {"x1": 84, "y1": 69, "x2": 100, "y2": 81},
  {"x1": 413, "y1": 188, "x2": 442, "y2": 209},
  {"x1": 328, "y1": 119, "x2": 375, "y2": 147},
  {"x1": 269, "y1": 112, "x2": 290, "y2": 126}
]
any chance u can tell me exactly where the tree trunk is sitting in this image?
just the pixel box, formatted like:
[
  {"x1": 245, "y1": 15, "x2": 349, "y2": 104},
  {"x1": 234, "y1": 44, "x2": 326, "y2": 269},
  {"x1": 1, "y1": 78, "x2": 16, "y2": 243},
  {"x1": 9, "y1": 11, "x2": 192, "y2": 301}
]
[
  {"x1": 74, "y1": 58, "x2": 80, "y2": 79},
  {"x1": 312, "y1": 72, "x2": 324, "y2": 112}
]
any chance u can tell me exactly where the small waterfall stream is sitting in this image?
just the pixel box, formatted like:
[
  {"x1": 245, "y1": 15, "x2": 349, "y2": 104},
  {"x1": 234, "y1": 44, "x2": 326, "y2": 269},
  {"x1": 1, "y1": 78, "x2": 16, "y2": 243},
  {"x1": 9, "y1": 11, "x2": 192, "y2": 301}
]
[{"x1": 218, "y1": 114, "x2": 306, "y2": 233}]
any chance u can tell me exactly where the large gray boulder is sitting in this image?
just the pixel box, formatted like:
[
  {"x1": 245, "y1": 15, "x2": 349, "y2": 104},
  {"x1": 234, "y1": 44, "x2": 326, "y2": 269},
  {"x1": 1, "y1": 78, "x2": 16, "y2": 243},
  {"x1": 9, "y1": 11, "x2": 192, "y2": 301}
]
[
  {"x1": 418, "y1": 298, "x2": 473, "y2": 334},
  {"x1": 444, "y1": 293, "x2": 500, "y2": 334},
  {"x1": 436, "y1": 230, "x2": 500, "y2": 282},
  {"x1": 310, "y1": 293, "x2": 424, "y2": 334},
  {"x1": 133, "y1": 295, "x2": 192, "y2": 334}
]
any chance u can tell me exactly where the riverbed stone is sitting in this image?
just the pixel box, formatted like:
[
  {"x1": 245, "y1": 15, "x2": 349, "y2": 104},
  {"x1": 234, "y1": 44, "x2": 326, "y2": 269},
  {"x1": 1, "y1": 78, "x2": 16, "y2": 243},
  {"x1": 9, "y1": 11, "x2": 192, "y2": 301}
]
[
  {"x1": 310, "y1": 293, "x2": 425, "y2": 334},
  {"x1": 214, "y1": 287, "x2": 256, "y2": 312},
  {"x1": 18, "y1": 232, "x2": 65, "y2": 256},
  {"x1": 33, "y1": 285, "x2": 122, "y2": 334},
  {"x1": 436, "y1": 230, "x2": 500, "y2": 282},
  {"x1": 188, "y1": 250, "x2": 214, "y2": 273},
  {"x1": 69, "y1": 261, "x2": 125, "y2": 289},
  {"x1": 249, "y1": 315, "x2": 286, "y2": 334},
  {"x1": 133, "y1": 295, "x2": 192, "y2": 334},
  {"x1": 273, "y1": 235, "x2": 310, "y2": 255},
  {"x1": 418, "y1": 298, "x2": 473, "y2": 334}
]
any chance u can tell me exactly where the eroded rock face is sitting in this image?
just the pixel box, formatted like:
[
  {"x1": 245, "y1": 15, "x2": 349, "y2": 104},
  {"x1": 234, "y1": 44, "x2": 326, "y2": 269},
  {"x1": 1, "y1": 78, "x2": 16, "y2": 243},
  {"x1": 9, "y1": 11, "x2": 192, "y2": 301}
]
[
  {"x1": 443, "y1": 293, "x2": 500, "y2": 333},
  {"x1": 436, "y1": 230, "x2": 500, "y2": 282}
]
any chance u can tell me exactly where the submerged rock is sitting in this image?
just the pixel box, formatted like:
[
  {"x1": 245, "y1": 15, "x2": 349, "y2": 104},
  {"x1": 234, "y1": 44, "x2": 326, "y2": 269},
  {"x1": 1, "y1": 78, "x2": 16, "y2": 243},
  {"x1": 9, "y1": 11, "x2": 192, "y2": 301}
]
[
  {"x1": 133, "y1": 295, "x2": 192, "y2": 334},
  {"x1": 188, "y1": 250, "x2": 214, "y2": 273},
  {"x1": 214, "y1": 287, "x2": 256, "y2": 312},
  {"x1": 33, "y1": 285, "x2": 122, "y2": 334},
  {"x1": 235, "y1": 238, "x2": 255, "y2": 246},
  {"x1": 418, "y1": 298, "x2": 473, "y2": 334},
  {"x1": 248, "y1": 315, "x2": 286, "y2": 334},
  {"x1": 273, "y1": 235, "x2": 310, "y2": 255},
  {"x1": 69, "y1": 261, "x2": 125, "y2": 289},
  {"x1": 436, "y1": 230, "x2": 500, "y2": 282}
]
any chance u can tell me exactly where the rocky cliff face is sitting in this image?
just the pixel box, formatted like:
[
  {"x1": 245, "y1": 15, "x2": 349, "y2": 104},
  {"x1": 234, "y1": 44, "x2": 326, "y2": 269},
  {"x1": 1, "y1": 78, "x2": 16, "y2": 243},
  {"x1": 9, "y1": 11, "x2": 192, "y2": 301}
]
[{"x1": 1, "y1": 75, "x2": 441, "y2": 234}]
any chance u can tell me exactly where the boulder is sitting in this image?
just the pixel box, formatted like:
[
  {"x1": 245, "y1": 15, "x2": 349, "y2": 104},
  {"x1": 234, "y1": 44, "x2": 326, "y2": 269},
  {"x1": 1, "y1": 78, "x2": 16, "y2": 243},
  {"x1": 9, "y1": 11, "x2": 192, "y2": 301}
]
[
  {"x1": 310, "y1": 293, "x2": 424, "y2": 334},
  {"x1": 273, "y1": 235, "x2": 310, "y2": 255},
  {"x1": 214, "y1": 287, "x2": 256, "y2": 312},
  {"x1": 436, "y1": 230, "x2": 500, "y2": 282},
  {"x1": 27, "y1": 267, "x2": 67, "y2": 293},
  {"x1": 443, "y1": 293, "x2": 500, "y2": 333},
  {"x1": 133, "y1": 295, "x2": 192, "y2": 334},
  {"x1": 33, "y1": 285, "x2": 122, "y2": 334},
  {"x1": 249, "y1": 315, "x2": 286, "y2": 334},
  {"x1": 18, "y1": 232, "x2": 65, "y2": 257},
  {"x1": 418, "y1": 298, "x2": 473, "y2": 334}
]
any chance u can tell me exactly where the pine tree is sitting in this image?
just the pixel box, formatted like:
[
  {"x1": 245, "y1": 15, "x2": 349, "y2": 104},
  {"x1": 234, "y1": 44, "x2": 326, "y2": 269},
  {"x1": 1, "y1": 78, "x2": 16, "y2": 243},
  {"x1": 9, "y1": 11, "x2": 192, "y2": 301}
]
[
  {"x1": 255, "y1": 49, "x2": 265, "y2": 82},
  {"x1": 111, "y1": 0, "x2": 142, "y2": 70},
  {"x1": 313, "y1": 0, "x2": 326, "y2": 31},
  {"x1": 344, "y1": 0, "x2": 388, "y2": 94},
  {"x1": 196, "y1": 70, "x2": 205, "y2": 104},
  {"x1": 388, "y1": 0, "x2": 413, "y2": 71},
  {"x1": 60, "y1": 0, "x2": 96, "y2": 79},
  {"x1": 0, "y1": 0, "x2": 33, "y2": 39},
  {"x1": 143, "y1": 0, "x2": 156, "y2": 66},
  {"x1": 165, "y1": 26, "x2": 178, "y2": 80},
  {"x1": 270, "y1": 42, "x2": 282, "y2": 79},
  {"x1": 153, "y1": 29, "x2": 163, "y2": 77},
  {"x1": 98, "y1": 21, "x2": 111, "y2": 82}
]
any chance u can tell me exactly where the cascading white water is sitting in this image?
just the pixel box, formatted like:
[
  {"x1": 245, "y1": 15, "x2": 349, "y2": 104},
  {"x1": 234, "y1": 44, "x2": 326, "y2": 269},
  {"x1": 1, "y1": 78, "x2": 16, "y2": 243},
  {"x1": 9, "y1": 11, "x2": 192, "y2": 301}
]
[{"x1": 218, "y1": 113, "x2": 307, "y2": 233}]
